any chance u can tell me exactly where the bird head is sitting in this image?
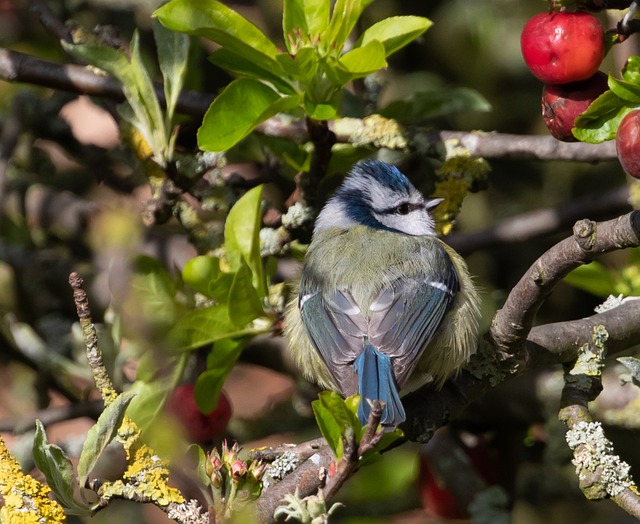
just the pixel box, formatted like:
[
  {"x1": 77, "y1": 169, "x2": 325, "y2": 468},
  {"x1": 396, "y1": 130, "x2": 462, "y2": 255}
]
[{"x1": 314, "y1": 160, "x2": 442, "y2": 236}]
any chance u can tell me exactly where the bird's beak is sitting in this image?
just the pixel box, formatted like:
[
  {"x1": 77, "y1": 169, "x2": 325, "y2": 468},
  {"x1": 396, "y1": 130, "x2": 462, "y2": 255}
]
[{"x1": 424, "y1": 197, "x2": 445, "y2": 211}]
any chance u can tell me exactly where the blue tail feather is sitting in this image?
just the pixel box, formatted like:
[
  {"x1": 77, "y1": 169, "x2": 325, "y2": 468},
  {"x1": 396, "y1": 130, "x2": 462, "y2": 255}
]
[{"x1": 354, "y1": 342, "x2": 405, "y2": 426}]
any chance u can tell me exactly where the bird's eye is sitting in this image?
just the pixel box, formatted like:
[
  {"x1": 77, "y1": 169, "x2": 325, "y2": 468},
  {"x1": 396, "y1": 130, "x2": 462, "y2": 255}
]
[{"x1": 395, "y1": 203, "x2": 411, "y2": 215}]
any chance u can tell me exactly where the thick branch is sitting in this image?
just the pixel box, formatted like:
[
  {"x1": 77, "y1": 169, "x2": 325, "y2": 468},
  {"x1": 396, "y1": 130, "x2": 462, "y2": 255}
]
[{"x1": 490, "y1": 211, "x2": 640, "y2": 354}]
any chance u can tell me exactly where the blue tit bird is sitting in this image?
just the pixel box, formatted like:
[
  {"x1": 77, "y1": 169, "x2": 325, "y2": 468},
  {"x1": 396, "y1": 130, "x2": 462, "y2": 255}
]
[{"x1": 285, "y1": 160, "x2": 481, "y2": 427}]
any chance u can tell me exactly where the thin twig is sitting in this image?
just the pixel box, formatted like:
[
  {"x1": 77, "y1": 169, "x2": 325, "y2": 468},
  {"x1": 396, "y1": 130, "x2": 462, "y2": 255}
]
[{"x1": 0, "y1": 48, "x2": 620, "y2": 162}]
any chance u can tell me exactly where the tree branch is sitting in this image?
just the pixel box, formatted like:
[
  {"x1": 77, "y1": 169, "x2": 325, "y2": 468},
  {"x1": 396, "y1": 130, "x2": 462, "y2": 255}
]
[
  {"x1": 490, "y1": 211, "x2": 640, "y2": 355},
  {"x1": 0, "y1": 48, "x2": 619, "y2": 162}
]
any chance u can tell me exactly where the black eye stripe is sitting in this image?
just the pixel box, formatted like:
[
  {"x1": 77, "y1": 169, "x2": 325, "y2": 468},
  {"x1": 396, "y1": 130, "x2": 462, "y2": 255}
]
[{"x1": 377, "y1": 202, "x2": 422, "y2": 215}]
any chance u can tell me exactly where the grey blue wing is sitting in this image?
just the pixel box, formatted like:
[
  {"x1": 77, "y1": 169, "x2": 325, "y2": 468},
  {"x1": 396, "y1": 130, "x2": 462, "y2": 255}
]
[
  {"x1": 369, "y1": 269, "x2": 458, "y2": 387},
  {"x1": 299, "y1": 282, "x2": 367, "y2": 396}
]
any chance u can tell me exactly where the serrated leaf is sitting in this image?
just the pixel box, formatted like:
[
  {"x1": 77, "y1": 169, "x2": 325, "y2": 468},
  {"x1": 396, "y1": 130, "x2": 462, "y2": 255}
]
[
  {"x1": 359, "y1": 16, "x2": 431, "y2": 57},
  {"x1": 228, "y1": 262, "x2": 265, "y2": 326},
  {"x1": 154, "y1": 0, "x2": 279, "y2": 69},
  {"x1": 283, "y1": 0, "x2": 330, "y2": 53},
  {"x1": 608, "y1": 76, "x2": 640, "y2": 104},
  {"x1": 224, "y1": 185, "x2": 264, "y2": 291},
  {"x1": 154, "y1": 19, "x2": 190, "y2": 131},
  {"x1": 77, "y1": 391, "x2": 135, "y2": 488},
  {"x1": 573, "y1": 90, "x2": 637, "y2": 143},
  {"x1": 195, "y1": 338, "x2": 246, "y2": 413},
  {"x1": 563, "y1": 262, "x2": 617, "y2": 298},
  {"x1": 33, "y1": 420, "x2": 92, "y2": 516},
  {"x1": 198, "y1": 79, "x2": 301, "y2": 152}
]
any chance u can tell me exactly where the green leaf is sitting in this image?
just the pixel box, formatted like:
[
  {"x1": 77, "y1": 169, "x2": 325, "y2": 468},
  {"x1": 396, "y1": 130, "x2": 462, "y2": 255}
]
[
  {"x1": 228, "y1": 262, "x2": 265, "y2": 326},
  {"x1": 187, "y1": 444, "x2": 212, "y2": 487},
  {"x1": 77, "y1": 391, "x2": 135, "y2": 488},
  {"x1": 182, "y1": 255, "x2": 220, "y2": 296},
  {"x1": 563, "y1": 262, "x2": 617, "y2": 298},
  {"x1": 195, "y1": 338, "x2": 246, "y2": 413},
  {"x1": 305, "y1": 101, "x2": 338, "y2": 120},
  {"x1": 380, "y1": 87, "x2": 491, "y2": 124},
  {"x1": 325, "y1": 0, "x2": 373, "y2": 53},
  {"x1": 283, "y1": 0, "x2": 330, "y2": 52},
  {"x1": 209, "y1": 49, "x2": 293, "y2": 94},
  {"x1": 33, "y1": 420, "x2": 92, "y2": 516},
  {"x1": 224, "y1": 185, "x2": 264, "y2": 291},
  {"x1": 169, "y1": 304, "x2": 267, "y2": 350},
  {"x1": 338, "y1": 39, "x2": 387, "y2": 78},
  {"x1": 276, "y1": 47, "x2": 319, "y2": 83},
  {"x1": 358, "y1": 16, "x2": 432, "y2": 57},
  {"x1": 312, "y1": 392, "x2": 346, "y2": 459},
  {"x1": 622, "y1": 56, "x2": 640, "y2": 84},
  {"x1": 125, "y1": 379, "x2": 173, "y2": 432},
  {"x1": 118, "y1": 255, "x2": 178, "y2": 337},
  {"x1": 573, "y1": 90, "x2": 637, "y2": 143},
  {"x1": 198, "y1": 79, "x2": 300, "y2": 152},
  {"x1": 154, "y1": 0, "x2": 279, "y2": 69},
  {"x1": 62, "y1": 33, "x2": 167, "y2": 160},
  {"x1": 608, "y1": 76, "x2": 640, "y2": 104},
  {"x1": 153, "y1": 19, "x2": 190, "y2": 131}
]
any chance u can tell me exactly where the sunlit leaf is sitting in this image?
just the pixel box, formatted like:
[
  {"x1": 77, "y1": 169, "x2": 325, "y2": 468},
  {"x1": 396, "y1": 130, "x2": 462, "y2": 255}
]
[
  {"x1": 338, "y1": 39, "x2": 387, "y2": 78},
  {"x1": 312, "y1": 392, "x2": 346, "y2": 459},
  {"x1": 325, "y1": 0, "x2": 373, "y2": 53},
  {"x1": 195, "y1": 338, "x2": 246, "y2": 413},
  {"x1": 228, "y1": 262, "x2": 265, "y2": 326},
  {"x1": 198, "y1": 79, "x2": 300, "y2": 152},
  {"x1": 573, "y1": 89, "x2": 637, "y2": 143},
  {"x1": 283, "y1": 0, "x2": 330, "y2": 52},
  {"x1": 608, "y1": 76, "x2": 640, "y2": 104},
  {"x1": 77, "y1": 392, "x2": 135, "y2": 488},
  {"x1": 224, "y1": 185, "x2": 265, "y2": 293},
  {"x1": 168, "y1": 305, "x2": 266, "y2": 350},
  {"x1": 33, "y1": 420, "x2": 92, "y2": 516},
  {"x1": 154, "y1": 0, "x2": 279, "y2": 68},
  {"x1": 358, "y1": 16, "x2": 432, "y2": 57}
]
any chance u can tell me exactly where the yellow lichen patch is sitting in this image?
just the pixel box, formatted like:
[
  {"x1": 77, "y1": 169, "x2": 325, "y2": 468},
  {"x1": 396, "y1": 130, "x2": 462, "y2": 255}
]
[
  {"x1": 333, "y1": 115, "x2": 409, "y2": 150},
  {"x1": 97, "y1": 417, "x2": 184, "y2": 508},
  {"x1": 0, "y1": 437, "x2": 66, "y2": 524},
  {"x1": 433, "y1": 139, "x2": 490, "y2": 235}
]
